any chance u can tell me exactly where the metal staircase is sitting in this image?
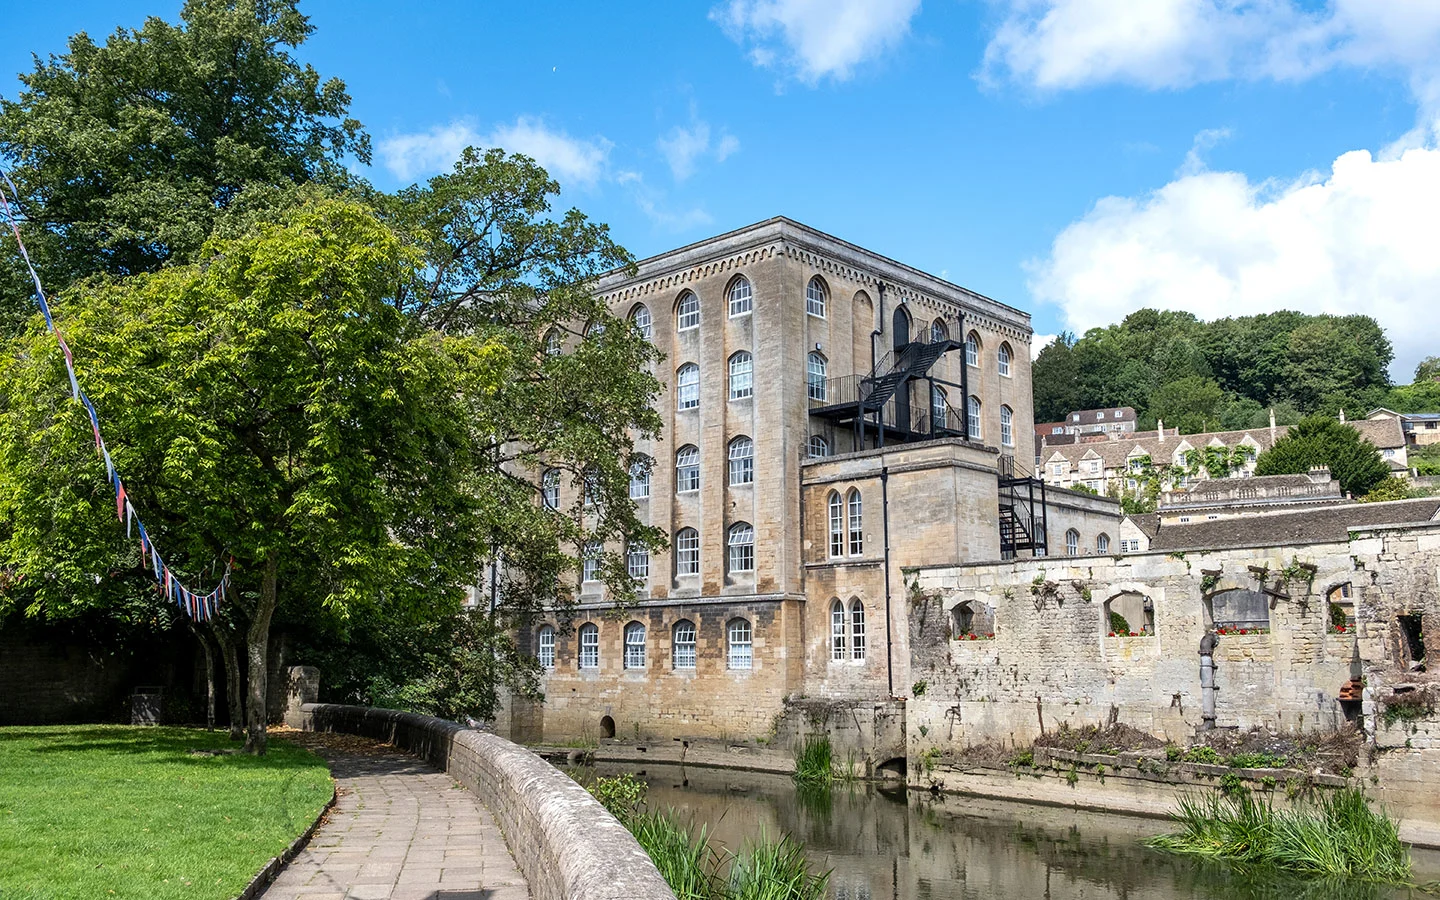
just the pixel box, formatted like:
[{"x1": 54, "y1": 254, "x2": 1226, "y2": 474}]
[
  {"x1": 810, "y1": 329, "x2": 963, "y2": 446},
  {"x1": 998, "y1": 455, "x2": 1048, "y2": 558}
]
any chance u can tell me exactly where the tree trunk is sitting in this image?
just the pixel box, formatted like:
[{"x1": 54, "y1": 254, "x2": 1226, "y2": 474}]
[
  {"x1": 213, "y1": 623, "x2": 245, "y2": 741},
  {"x1": 243, "y1": 556, "x2": 279, "y2": 755},
  {"x1": 198, "y1": 630, "x2": 216, "y2": 730}
]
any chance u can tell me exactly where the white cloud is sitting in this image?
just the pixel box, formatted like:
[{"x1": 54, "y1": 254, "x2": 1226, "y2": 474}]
[
  {"x1": 657, "y1": 119, "x2": 741, "y2": 181},
  {"x1": 1033, "y1": 333, "x2": 1058, "y2": 351},
  {"x1": 712, "y1": 0, "x2": 922, "y2": 84},
  {"x1": 378, "y1": 116, "x2": 612, "y2": 186},
  {"x1": 1028, "y1": 144, "x2": 1440, "y2": 381}
]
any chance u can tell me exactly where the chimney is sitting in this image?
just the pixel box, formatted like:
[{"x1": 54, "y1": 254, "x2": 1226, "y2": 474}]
[
  {"x1": 1269, "y1": 407, "x2": 1277, "y2": 443},
  {"x1": 1158, "y1": 418, "x2": 1166, "y2": 443}
]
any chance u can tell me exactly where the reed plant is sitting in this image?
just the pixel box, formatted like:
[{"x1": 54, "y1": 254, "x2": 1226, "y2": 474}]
[
  {"x1": 727, "y1": 832, "x2": 830, "y2": 900},
  {"x1": 791, "y1": 734, "x2": 835, "y2": 787}
]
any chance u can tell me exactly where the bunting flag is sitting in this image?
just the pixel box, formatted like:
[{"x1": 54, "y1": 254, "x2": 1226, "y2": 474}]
[{"x1": 0, "y1": 167, "x2": 231, "y2": 622}]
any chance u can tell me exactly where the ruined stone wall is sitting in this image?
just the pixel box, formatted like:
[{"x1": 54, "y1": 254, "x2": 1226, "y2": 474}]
[{"x1": 907, "y1": 522, "x2": 1440, "y2": 754}]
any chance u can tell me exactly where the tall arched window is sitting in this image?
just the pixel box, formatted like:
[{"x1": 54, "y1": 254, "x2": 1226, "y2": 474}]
[
  {"x1": 998, "y1": 342, "x2": 1013, "y2": 377},
  {"x1": 578, "y1": 623, "x2": 599, "y2": 669},
  {"x1": 1000, "y1": 405, "x2": 1014, "y2": 447},
  {"x1": 931, "y1": 385, "x2": 948, "y2": 430},
  {"x1": 629, "y1": 304, "x2": 652, "y2": 340},
  {"x1": 830, "y1": 599, "x2": 847, "y2": 660},
  {"x1": 672, "y1": 620, "x2": 697, "y2": 670},
  {"x1": 582, "y1": 540, "x2": 602, "y2": 582},
  {"x1": 544, "y1": 328, "x2": 563, "y2": 357},
  {"x1": 967, "y1": 396, "x2": 982, "y2": 440},
  {"x1": 728, "y1": 522, "x2": 755, "y2": 572},
  {"x1": 807, "y1": 435, "x2": 831, "y2": 458},
  {"x1": 728, "y1": 351, "x2": 753, "y2": 400},
  {"x1": 541, "y1": 468, "x2": 561, "y2": 509},
  {"x1": 847, "y1": 488, "x2": 863, "y2": 555},
  {"x1": 675, "y1": 527, "x2": 700, "y2": 575},
  {"x1": 1097, "y1": 533, "x2": 1111, "y2": 554},
  {"x1": 676, "y1": 291, "x2": 700, "y2": 331},
  {"x1": 585, "y1": 320, "x2": 605, "y2": 340},
  {"x1": 728, "y1": 436, "x2": 754, "y2": 485},
  {"x1": 1065, "y1": 528, "x2": 1080, "y2": 556},
  {"x1": 850, "y1": 599, "x2": 866, "y2": 661},
  {"x1": 537, "y1": 625, "x2": 555, "y2": 669},
  {"x1": 629, "y1": 456, "x2": 651, "y2": 499},
  {"x1": 807, "y1": 352, "x2": 827, "y2": 401},
  {"x1": 627, "y1": 542, "x2": 649, "y2": 580},
  {"x1": 728, "y1": 276, "x2": 753, "y2": 317},
  {"x1": 676, "y1": 445, "x2": 700, "y2": 493},
  {"x1": 965, "y1": 331, "x2": 980, "y2": 367},
  {"x1": 828, "y1": 491, "x2": 844, "y2": 558},
  {"x1": 624, "y1": 622, "x2": 646, "y2": 669},
  {"x1": 806, "y1": 276, "x2": 827, "y2": 318},
  {"x1": 728, "y1": 618, "x2": 753, "y2": 669},
  {"x1": 677, "y1": 363, "x2": 700, "y2": 410},
  {"x1": 930, "y1": 319, "x2": 948, "y2": 343}
]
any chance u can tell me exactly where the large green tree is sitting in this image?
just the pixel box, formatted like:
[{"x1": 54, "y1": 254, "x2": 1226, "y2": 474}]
[{"x1": 1254, "y1": 416, "x2": 1390, "y2": 497}]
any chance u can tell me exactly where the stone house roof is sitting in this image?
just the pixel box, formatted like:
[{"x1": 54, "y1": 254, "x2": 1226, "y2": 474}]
[
  {"x1": 1350, "y1": 416, "x2": 1406, "y2": 450},
  {"x1": 1041, "y1": 427, "x2": 1285, "y2": 471},
  {"x1": 1148, "y1": 497, "x2": 1440, "y2": 551}
]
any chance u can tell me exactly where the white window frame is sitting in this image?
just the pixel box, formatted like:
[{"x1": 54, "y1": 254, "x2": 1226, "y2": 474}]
[
  {"x1": 1097, "y1": 533, "x2": 1111, "y2": 554},
  {"x1": 728, "y1": 351, "x2": 753, "y2": 400},
  {"x1": 931, "y1": 385, "x2": 947, "y2": 430},
  {"x1": 805, "y1": 277, "x2": 827, "y2": 318},
  {"x1": 930, "y1": 320, "x2": 948, "y2": 343},
  {"x1": 544, "y1": 329, "x2": 563, "y2": 357},
  {"x1": 541, "y1": 468, "x2": 560, "y2": 509},
  {"x1": 676, "y1": 445, "x2": 700, "y2": 493},
  {"x1": 582, "y1": 541, "x2": 602, "y2": 583},
  {"x1": 579, "y1": 623, "x2": 599, "y2": 669},
  {"x1": 728, "y1": 277, "x2": 753, "y2": 318},
  {"x1": 676, "y1": 292, "x2": 700, "y2": 331},
  {"x1": 998, "y1": 343, "x2": 1012, "y2": 377},
  {"x1": 850, "y1": 600, "x2": 866, "y2": 661},
  {"x1": 675, "y1": 528, "x2": 700, "y2": 576},
  {"x1": 672, "y1": 620, "x2": 697, "y2": 670},
  {"x1": 965, "y1": 333, "x2": 979, "y2": 367},
  {"x1": 629, "y1": 458, "x2": 650, "y2": 500},
  {"x1": 624, "y1": 622, "x2": 646, "y2": 670},
  {"x1": 728, "y1": 436, "x2": 754, "y2": 486},
  {"x1": 807, "y1": 352, "x2": 827, "y2": 401},
  {"x1": 830, "y1": 599, "x2": 847, "y2": 661},
  {"x1": 537, "y1": 626, "x2": 555, "y2": 669},
  {"x1": 1065, "y1": 529, "x2": 1079, "y2": 556},
  {"x1": 627, "y1": 543, "x2": 649, "y2": 580},
  {"x1": 967, "y1": 396, "x2": 981, "y2": 440},
  {"x1": 630, "y1": 304, "x2": 652, "y2": 340},
  {"x1": 807, "y1": 435, "x2": 830, "y2": 458},
  {"x1": 828, "y1": 491, "x2": 844, "y2": 558},
  {"x1": 728, "y1": 619, "x2": 753, "y2": 670},
  {"x1": 1001, "y1": 405, "x2": 1014, "y2": 447},
  {"x1": 677, "y1": 363, "x2": 700, "y2": 410},
  {"x1": 728, "y1": 522, "x2": 755, "y2": 573},
  {"x1": 847, "y1": 488, "x2": 863, "y2": 556}
]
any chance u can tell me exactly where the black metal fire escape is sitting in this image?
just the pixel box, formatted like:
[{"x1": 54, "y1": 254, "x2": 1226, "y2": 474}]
[
  {"x1": 998, "y1": 454, "x2": 1048, "y2": 558},
  {"x1": 809, "y1": 328, "x2": 964, "y2": 447}
]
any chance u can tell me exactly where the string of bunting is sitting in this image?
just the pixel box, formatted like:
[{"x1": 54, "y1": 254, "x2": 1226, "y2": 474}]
[{"x1": 0, "y1": 168, "x2": 230, "y2": 621}]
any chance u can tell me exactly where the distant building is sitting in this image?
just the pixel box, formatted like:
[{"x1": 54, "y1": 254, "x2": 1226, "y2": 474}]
[
  {"x1": 1061, "y1": 406, "x2": 1137, "y2": 437},
  {"x1": 1119, "y1": 496, "x2": 1440, "y2": 554},
  {"x1": 1038, "y1": 423, "x2": 1282, "y2": 494},
  {"x1": 1369, "y1": 408, "x2": 1440, "y2": 449},
  {"x1": 1155, "y1": 469, "x2": 1342, "y2": 525}
]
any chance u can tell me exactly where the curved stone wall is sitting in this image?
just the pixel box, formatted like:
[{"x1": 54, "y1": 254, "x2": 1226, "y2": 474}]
[{"x1": 298, "y1": 703, "x2": 675, "y2": 900}]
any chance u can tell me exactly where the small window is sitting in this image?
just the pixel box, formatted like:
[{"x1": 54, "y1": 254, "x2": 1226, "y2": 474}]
[
  {"x1": 673, "y1": 620, "x2": 697, "y2": 670},
  {"x1": 830, "y1": 599, "x2": 847, "y2": 660},
  {"x1": 728, "y1": 436, "x2": 754, "y2": 486},
  {"x1": 847, "y1": 488, "x2": 863, "y2": 556},
  {"x1": 629, "y1": 304, "x2": 652, "y2": 340},
  {"x1": 627, "y1": 542, "x2": 649, "y2": 580},
  {"x1": 930, "y1": 319, "x2": 948, "y2": 343},
  {"x1": 807, "y1": 352, "x2": 827, "y2": 401},
  {"x1": 728, "y1": 618, "x2": 753, "y2": 669},
  {"x1": 677, "y1": 291, "x2": 700, "y2": 331},
  {"x1": 676, "y1": 445, "x2": 700, "y2": 493},
  {"x1": 850, "y1": 599, "x2": 866, "y2": 660},
  {"x1": 828, "y1": 491, "x2": 844, "y2": 558},
  {"x1": 1065, "y1": 529, "x2": 1079, "y2": 556},
  {"x1": 1097, "y1": 411, "x2": 1106, "y2": 420},
  {"x1": 931, "y1": 385, "x2": 948, "y2": 431},
  {"x1": 728, "y1": 522, "x2": 755, "y2": 572},
  {"x1": 1097, "y1": 533, "x2": 1111, "y2": 554},
  {"x1": 1001, "y1": 405, "x2": 1014, "y2": 447},
  {"x1": 998, "y1": 343, "x2": 1012, "y2": 377},
  {"x1": 728, "y1": 276, "x2": 753, "y2": 317},
  {"x1": 629, "y1": 457, "x2": 651, "y2": 499},
  {"x1": 807, "y1": 435, "x2": 831, "y2": 458},
  {"x1": 675, "y1": 527, "x2": 700, "y2": 575},
  {"x1": 541, "y1": 468, "x2": 561, "y2": 509},
  {"x1": 582, "y1": 469, "x2": 599, "y2": 507},
  {"x1": 728, "y1": 351, "x2": 753, "y2": 400},
  {"x1": 965, "y1": 331, "x2": 980, "y2": 367},
  {"x1": 582, "y1": 540, "x2": 602, "y2": 583},
  {"x1": 544, "y1": 328, "x2": 564, "y2": 357},
  {"x1": 537, "y1": 626, "x2": 555, "y2": 669},
  {"x1": 677, "y1": 363, "x2": 700, "y2": 410},
  {"x1": 624, "y1": 622, "x2": 646, "y2": 669},
  {"x1": 967, "y1": 396, "x2": 981, "y2": 440},
  {"x1": 806, "y1": 277, "x2": 827, "y2": 318},
  {"x1": 585, "y1": 320, "x2": 605, "y2": 340},
  {"x1": 579, "y1": 623, "x2": 599, "y2": 669}
]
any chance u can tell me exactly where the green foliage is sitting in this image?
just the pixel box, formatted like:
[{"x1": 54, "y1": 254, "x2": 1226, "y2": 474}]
[
  {"x1": 792, "y1": 735, "x2": 835, "y2": 787},
  {"x1": 590, "y1": 773, "x2": 649, "y2": 825},
  {"x1": 1183, "y1": 746, "x2": 1224, "y2": 765},
  {"x1": 1219, "y1": 772, "x2": 1248, "y2": 797},
  {"x1": 1009, "y1": 749, "x2": 1035, "y2": 768},
  {"x1": 1410, "y1": 444, "x2": 1440, "y2": 478},
  {"x1": 1166, "y1": 744, "x2": 1183, "y2": 762},
  {"x1": 1359, "y1": 476, "x2": 1416, "y2": 504},
  {"x1": 1381, "y1": 692, "x2": 1435, "y2": 728},
  {"x1": 627, "y1": 811, "x2": 722, "y2": 900},
  {"x1": 1146, "y1": 789, "x2": 1411, "y2": 883},
  {"x1": 1414, "y1": 356, "x2": 1440, "y2": 383},
  {"x1": 727, "y1": 834, "x2": 830, "y2": 900},
  {"x1": 1065, "y1": 764, "x2": 1079, "y2": 786},
  {"x1": 0, "y1": 726, "x2": 332, "y2": 900},
  {"x1": 1228, "y1": 752, "x2": 1289, "y2": 769},
  {"x1": 1108, "y1": 611, "x2": 1131, "y2": 634},
  {"x1": 1255, "y1": 416, "x2": 1390, "y2": 497},
  {"x1": 911, "y1": 680, "x2": 928, "y2": 697}
]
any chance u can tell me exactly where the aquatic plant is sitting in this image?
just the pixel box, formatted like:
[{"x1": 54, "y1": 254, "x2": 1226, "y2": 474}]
[
  {"x1": 792, "y1": 735, "x2": 835, "y2": 787},
  {"x1": 728, "y1": 832, "x2": 830, "y2": 900}
]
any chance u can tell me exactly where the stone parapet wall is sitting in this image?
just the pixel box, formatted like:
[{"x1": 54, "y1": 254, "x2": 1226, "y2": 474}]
[{"x1": 297, "y1": 703, "x2": 676, "y2": 900}]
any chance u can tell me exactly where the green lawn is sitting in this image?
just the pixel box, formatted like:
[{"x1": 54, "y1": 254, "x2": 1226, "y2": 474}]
[{"x1": 0, "y1": 726, "x2": 333, "y2": 900}]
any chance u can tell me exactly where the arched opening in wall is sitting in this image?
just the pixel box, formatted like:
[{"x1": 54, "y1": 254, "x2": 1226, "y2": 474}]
[
  {"x1": 1399, "y1": 614, "x2": 1426, "y2": 666},
  {"x1": 876, "y1": 757, "x2": 906, "y2": 779},
  {"x1": 1104, "y1": 592, "x2": 1153, "y2": 636},
  {"x1": 1327, "y1": 583, "x2": 1355, "y2": 634},
  {"x1": 951, "y1": 599, "x2": 994, "y2": 639},
  {"x1": 1207, "y1": 588, "x2": 1270, "y2": 634},
  {"x1": 600, "y1": 715, "x2": 616, "y2": 739},
  {"x1": 852, "y1": 290, "x2": 874, "y2": 372},
  {"x1": 892, "y1": 306, "x2": 910, "y2": 352}
]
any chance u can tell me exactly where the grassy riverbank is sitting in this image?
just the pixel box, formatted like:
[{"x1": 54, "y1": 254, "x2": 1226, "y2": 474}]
[{"x1": 0, "y1": 725, "x2": 333, "y2": 900}]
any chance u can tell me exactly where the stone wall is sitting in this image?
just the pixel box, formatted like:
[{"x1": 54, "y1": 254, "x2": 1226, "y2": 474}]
[
  {"x1": 1033, "y1": 487, "x2": 1123, "y2": 558},
  {"x1": 298, "y1": 701, "x2": 676, "y2": 900}
]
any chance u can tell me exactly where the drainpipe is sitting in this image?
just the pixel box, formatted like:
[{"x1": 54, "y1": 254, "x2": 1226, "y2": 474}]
[
  {"x1": 872, "y1": 282, "x2": 887, "y2": 451},
  {"x1": 1199, "y1": 632, "x2": 1217, "y2": 731},
  {"x1": 882, "y1": 464, "x2": 895, "y2": 697},
  {"x1": 958, "y1": 311, "x2": 969, "y2": 440}
]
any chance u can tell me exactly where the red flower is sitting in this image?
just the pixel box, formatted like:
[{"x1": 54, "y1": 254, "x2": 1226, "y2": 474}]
[{"x1": 1108, "y1": 632, "x2": 1116, "y2": 637}]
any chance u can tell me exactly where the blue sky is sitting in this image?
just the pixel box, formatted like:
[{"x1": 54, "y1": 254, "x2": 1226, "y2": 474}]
[{"x1": 6, "y1": 1, "x2": 1439, "y2": 379}]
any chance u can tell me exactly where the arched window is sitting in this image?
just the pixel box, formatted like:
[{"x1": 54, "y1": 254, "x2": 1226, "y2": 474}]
[
  {"x1": 675, "y1": 527, "x2": 700, "y2": 575},
  {"x1": 830, "y1": 599, "x2": 847, "y2": 660},
  {"x1": 1107, "y1": 592, "x2": 1155, "y2": 636},
  {"x1": 728, "y1": 436, "x2": 754, "y2": 485},
  {"x1": 627, "y1": 542, "x2": 649, "y2": 580},
  {"x1": 582, "y1": 468, "x2": 599, "y2": 507},
  {"x1": 672, "y1": 620, "x2": 697, "y2": 670},
  {"x1": 931, "y1": 385, "x2": 948, "y2": 430},
  {"x1": 624, "y1": 622, "x2": 646, "y2": 669},
  {"x1": 728, "y1": 618, "x2": 753, "y2": 669},
  {"x1": 930, "y1": 319, "x2": 948, "y2": 343},
  {"x1": 1065, "y1": 529, "x2": 1080, "y2": 556},
  {"x1": 728, "y1": 351, "x2": 753, "y2": 400},
  {"x1": 578, "y1": 623, "x2": 599, "y2": 669},
  {"x1": 850, "y1": 599, "x2": 866, "y2": 660},
  {"x1": 807, "y1": 435, "x2": 831, "y2": 459},
  {"x1": 998, "y1": 342, "x2": 1012, "y2": 377},
  {"x1": 677, "y1": 363, "x2": 700, "y2": 410},
  {"x1": 806, "y1": 276, "x2": 827, "y2": 318},
  {"x1": 585, "y1": 320, "x2": 605, "y2": 339},
  {"x1": 728, "y1": 522, "x2": 755, "y2": 572},
  {"x1": 967, "y1": 396, "x2": 982, "y2": 440},
  {"x1": 544, "y1": 328, "x2": 563, "y2": 357},
  {"x1": 676, "y1": 291, "x2": 700, "y2": 331},
  {"x1": 582, "y1": 540, "x2": 602, "y2": 582},
  {"x1": 807, "y1": 352, "x2": 827, "y2": 401},
  {"x1": 541, "y1": 468, "x2": 561, "y2": 509},
  {"x1": 1097, "y1": 533, "x2": 1111, "y2": 554},
  {"x1": 676, "y1": 445, "x2": 700, "y2": 493},
  {"x1": 1000, "y1": 405, "x2": 1014, "y2": 447},
  {"x1": 728, "y1": 276, "x2": 753, "y2": 317},
  {"x1": 828, "y1": 491, "x2": 844, "y2": 558},
  {"x1": 847, "y1": 488, "x2": 863, "y2": 555},
  {"x1": 629, "y1": 304, "x2": 652, "y2": 340},
  {"x1": 965, "y1": 331, "x2": 980, "y2": 367},
  {"x1": 629, "y1": 456, "x2": 651, "y2": 500},
  {"x1": 537, "y1": 625, "x2": 555, "y2": 669}
]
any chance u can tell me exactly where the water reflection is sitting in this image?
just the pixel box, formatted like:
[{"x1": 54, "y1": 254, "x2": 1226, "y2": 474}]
[{"x1": 571, "y1": 762, "x2": 1440, "y2": 900}]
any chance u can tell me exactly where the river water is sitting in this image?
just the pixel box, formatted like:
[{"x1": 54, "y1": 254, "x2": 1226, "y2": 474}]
[{"x1": 573, "y1": 762, "x2": 1440, "y2": 900}]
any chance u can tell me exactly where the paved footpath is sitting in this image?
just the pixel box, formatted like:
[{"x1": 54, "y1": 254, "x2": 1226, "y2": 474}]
[{"x1": 261, "y1": 731, "x2": 530, "y2": 900}]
